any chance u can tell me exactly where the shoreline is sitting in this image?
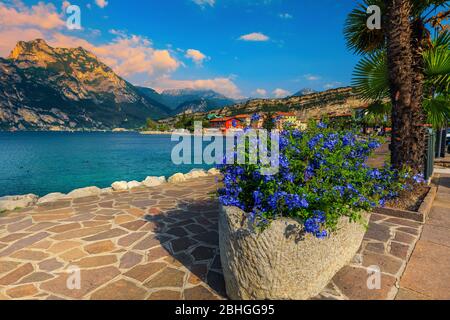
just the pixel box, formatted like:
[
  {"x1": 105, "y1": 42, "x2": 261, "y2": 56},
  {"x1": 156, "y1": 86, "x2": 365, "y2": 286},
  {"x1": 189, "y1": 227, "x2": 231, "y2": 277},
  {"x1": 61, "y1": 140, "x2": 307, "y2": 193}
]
[{"x1": 0, "y1": 168, "x2": 221, "y2": 213}]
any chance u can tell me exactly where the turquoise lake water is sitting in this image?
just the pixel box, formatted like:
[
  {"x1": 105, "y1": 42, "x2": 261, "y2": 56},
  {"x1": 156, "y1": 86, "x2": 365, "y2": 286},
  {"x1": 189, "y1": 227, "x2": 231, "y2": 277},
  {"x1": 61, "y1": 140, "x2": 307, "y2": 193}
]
[{"x1": 0, "y1": 132, "x2": 213, "y2": 197}]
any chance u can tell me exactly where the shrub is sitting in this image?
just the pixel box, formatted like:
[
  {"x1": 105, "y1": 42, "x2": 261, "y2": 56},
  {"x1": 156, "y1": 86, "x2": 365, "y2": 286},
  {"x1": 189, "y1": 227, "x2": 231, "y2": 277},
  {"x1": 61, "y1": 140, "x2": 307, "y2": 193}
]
[{"x1": 217, "y1": 122, "x2": 423, "y2": 238}]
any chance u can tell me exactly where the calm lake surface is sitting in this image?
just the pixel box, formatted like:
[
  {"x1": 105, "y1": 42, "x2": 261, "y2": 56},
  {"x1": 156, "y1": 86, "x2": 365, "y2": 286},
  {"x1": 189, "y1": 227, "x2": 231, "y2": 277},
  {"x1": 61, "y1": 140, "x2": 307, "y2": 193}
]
[{"x1": 0, "y1": 132, "x2": 213, "y2": 197}]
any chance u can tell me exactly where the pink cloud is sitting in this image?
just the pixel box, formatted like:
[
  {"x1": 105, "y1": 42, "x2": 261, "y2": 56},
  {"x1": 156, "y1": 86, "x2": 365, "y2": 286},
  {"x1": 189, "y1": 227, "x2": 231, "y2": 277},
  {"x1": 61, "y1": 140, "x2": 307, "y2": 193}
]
[
  {"x1": 0, "y1": 2, "x2": 65, "y2": 30},
  {"x1": 48, "y1": 33, "x2": 179, "y2": 77},
  {"x1": 239, "y1": 32, "x2": 269, "y2": 42},
  {"x1": 95, "y1": 0, "x2": 109, "y2": 9},
  {"x1": 185, "y1": 49, "x2": 208, "y2": 65}
]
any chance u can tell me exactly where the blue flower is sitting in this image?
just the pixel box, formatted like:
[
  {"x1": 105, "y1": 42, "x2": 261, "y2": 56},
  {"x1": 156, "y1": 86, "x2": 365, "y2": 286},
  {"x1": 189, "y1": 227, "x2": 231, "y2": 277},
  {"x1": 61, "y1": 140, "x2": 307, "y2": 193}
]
[
  {"x1": 316, "y1": 230, "x2": 328, "y2": 239},
  {"x1": 305, "y1": 218, "x2": 320, "y2": 234},
  {"x1": 368, "y1": 169, "x2": 382, "y2": 180},
  {"x1": 317, "y1": 122, "x2": 327, "y2": 129},
  {"x1": 279, "y1": 154, "x2": 290, "y2": 169},
  {"x1": 342, "y1": 133, "x2": 356, "y2": 147},
  {"x1": 333, "y1": 186, "x2": 345, "y2": 197},
  {"x1": 304, "y1": 164, "x2": 315, "y2": 181},
  {"x1": 368, "y1": 140, "x2": 381, "y2": 150},
  {"x1": 279, "y1": 135, "x2": 289, "y2": 150},
  {"x1": 323, "y1": 133, "x2": 339, "y2": 151},
  {"x1": 413, "y1": 174, "x2": 425, "y2": 184},
  {"x1": 251, "y1": 113, "x2": 261, "y2": 122},
  {"x1": 308, "y1": 134, "x2": 324, "y2": 150},
  {"x1": 292, "y1": 129, "x2": 303, "y2": 139}
]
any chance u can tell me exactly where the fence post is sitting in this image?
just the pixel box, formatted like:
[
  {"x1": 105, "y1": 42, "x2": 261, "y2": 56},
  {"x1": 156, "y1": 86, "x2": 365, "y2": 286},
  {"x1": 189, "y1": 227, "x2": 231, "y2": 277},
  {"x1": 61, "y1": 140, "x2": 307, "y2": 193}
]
[{"x1": 424, "y1": 128, "x2": 436, "y2": 181}]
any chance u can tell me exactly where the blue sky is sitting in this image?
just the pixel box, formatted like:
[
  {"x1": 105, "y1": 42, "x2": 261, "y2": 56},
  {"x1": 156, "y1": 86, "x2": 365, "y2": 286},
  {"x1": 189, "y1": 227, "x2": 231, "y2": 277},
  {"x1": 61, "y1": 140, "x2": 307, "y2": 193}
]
[{"x1": 0, "y1": 0, "x2": 361, "y2": 98}]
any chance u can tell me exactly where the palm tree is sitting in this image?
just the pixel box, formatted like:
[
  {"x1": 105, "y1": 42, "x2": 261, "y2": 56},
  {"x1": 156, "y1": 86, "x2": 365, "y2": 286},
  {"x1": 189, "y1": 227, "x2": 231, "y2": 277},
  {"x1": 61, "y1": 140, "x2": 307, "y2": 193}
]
[
  {"x1": 352, "y1": 32, "x2": 450, "y2": 127},
  {"x1": 345, "y1": 0, "x2": 450, "y2": 173}
]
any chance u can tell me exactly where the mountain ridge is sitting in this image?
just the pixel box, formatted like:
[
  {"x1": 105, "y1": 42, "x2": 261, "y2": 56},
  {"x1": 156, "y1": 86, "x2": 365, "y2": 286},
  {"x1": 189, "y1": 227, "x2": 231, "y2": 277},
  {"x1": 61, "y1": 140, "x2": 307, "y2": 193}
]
[{"x1": 0, "y1": 39, "x2": 170, "y2": 131}]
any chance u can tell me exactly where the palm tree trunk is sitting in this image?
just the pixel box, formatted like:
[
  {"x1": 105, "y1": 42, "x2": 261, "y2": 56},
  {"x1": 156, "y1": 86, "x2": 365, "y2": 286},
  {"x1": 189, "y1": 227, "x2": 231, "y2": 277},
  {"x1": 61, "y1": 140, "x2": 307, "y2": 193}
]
[
  {"x1": 384, "y1": 0, "x2": 416, "y2": 171},
  {"x1": 409, "y1": 18, "x2": 427, "y2": 173}
]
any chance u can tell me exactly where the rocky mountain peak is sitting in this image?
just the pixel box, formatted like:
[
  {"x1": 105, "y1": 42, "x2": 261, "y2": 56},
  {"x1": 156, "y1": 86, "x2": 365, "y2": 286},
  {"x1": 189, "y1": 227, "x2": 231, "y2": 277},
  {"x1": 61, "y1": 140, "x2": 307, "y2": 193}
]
[{"x1": 8, "y1": 39, "x2": 56, "y2": 67}]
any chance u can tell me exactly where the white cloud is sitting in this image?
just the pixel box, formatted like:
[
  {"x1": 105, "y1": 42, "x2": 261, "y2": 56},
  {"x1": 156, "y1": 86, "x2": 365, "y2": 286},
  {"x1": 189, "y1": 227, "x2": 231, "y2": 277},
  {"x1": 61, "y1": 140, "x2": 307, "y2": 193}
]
[
  {"x1": 304, "y1": 74, "x2": 321, "y2": 81},
  {"x1": 148, "y1": 76, "x2": 242, "y2": 99},
  {"x1": 279, "y1": 13, "x2": 293, "y2": 19},
  {"x1": 239, "y1": 32, "x2": 269, "y2": 42},
  {"x1": 253, "y1": 88, "x2": 267, "y2": 97},
  {"x1": 273, "y1": 88, "x2": 290, "y2": 98},
  {"x1": 95, "y1": 0, "x2": 109, "y2": 8},
  {"x1": 185, "y1": 49, "x2": 209, "y2": 65},
  {"x1": 192, "y1": 0, "x2": 215, "y2": 8},
  {"x1": 324, "y1": 82, "x2": 343, "y2": 89}
]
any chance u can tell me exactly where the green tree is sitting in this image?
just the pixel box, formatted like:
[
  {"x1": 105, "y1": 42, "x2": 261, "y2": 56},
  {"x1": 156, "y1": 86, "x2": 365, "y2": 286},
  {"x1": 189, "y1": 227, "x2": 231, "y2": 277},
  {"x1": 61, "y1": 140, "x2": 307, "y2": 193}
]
[
  {"x1": 145, "y1": 118, "x2": 158, "y2": 130},
  {"x1": 263, "y1": 112, "x2": 276, "y2": 131}
]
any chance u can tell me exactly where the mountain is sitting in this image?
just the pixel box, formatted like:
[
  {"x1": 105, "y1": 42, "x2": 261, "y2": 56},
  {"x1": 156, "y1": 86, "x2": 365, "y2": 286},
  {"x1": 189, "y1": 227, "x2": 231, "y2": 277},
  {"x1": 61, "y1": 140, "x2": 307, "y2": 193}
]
[
  {"x1": 172, "y1": 98, "x2": 225, "y2": 115},
  {"x1": 137, "y1": 87, "x2": 237, "y2": 113},
  {"x1": 136, "y1": 87, "x2": 165, "y2": 105},
  {"x1": 292, "y1": 88, "x2": 318, "y2": 97},
  {"x1": 0, "y1": 39, "x2": 170, "y2": 131}
]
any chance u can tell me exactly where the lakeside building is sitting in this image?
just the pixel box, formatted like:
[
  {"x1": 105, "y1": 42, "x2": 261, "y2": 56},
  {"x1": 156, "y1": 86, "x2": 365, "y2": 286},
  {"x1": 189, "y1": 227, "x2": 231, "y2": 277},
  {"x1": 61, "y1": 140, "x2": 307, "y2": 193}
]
[
  {"x1": 209, "y1": 115, "x2": 252, "y2": 132},
  {"x1": 272, "y1": 112, "x2": 307, "y2": 130}
]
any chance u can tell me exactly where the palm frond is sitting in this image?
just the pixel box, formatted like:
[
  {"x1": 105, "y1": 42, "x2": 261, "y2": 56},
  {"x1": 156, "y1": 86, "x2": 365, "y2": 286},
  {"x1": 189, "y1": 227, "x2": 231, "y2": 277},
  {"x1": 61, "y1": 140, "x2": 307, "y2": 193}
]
[
  {"x1": 352, "y1": 51, "x2": 390, "y2": 101},
  {"x1": 424, "y1": 33, "x2": 450, "y2": 94},
  {"x1": 423, "y1": 95, "x2": 450, "y2": 129},
  {"x1": 343, "y1": 0, "x2": 385, "y2": 55},
  {"x1": 361, "y1": 100, "x2": 391, "y2": 126}
]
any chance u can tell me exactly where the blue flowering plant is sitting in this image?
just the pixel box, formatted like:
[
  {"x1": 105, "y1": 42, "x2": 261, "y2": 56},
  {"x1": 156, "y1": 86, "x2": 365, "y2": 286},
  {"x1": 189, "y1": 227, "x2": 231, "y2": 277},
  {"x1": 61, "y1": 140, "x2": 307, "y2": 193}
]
[{"x1": 218, "y1": 122, "x2": 424, "y2": 238}]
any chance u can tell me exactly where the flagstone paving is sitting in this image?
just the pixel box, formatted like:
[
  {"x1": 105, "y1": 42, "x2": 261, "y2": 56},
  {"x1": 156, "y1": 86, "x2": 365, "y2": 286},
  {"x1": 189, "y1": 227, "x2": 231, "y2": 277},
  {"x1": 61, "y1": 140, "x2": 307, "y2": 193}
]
[
  {"x1": 397, "y1": 174, "x2": 450, "y2": 300},
  {"x1": 0, "y1": 175, "x2": 440, "y2": 300},
  {"x1": 0, "y1": 177, "x2": 225, "y2": 300}
]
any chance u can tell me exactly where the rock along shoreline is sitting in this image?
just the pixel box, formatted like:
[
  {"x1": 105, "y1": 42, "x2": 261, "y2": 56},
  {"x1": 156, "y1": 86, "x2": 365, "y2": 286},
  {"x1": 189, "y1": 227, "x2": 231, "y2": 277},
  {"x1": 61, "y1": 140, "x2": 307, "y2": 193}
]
[{"x1": 0, "y1": 168, "x2": 221, "y2": 213}]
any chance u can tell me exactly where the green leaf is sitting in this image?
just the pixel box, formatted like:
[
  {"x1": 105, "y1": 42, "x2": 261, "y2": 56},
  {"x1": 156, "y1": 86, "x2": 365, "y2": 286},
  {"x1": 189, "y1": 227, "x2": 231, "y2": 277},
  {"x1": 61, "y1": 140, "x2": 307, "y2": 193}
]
[
  {"x1": 423, "y1": 95, "x2": 450, "y2": 129},
  {"x1": 352, "y1": 51, "x2": 390, "y2": 101}
]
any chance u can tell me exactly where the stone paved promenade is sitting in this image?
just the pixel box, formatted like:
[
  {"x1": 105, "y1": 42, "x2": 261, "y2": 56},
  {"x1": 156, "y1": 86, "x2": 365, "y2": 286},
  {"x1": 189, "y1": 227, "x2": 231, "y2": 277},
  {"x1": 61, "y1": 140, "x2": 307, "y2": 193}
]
[
  {"x1": 0, "y1": 175, "x2": 447, "y2": 300},
  {"x1": 397, "y1": 174, "x2": 450, "y2": 300}
]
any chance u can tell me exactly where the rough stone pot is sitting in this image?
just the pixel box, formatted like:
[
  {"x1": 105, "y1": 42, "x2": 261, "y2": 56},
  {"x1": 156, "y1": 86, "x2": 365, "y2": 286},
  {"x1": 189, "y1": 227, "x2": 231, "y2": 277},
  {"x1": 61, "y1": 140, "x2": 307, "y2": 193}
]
[{"x1": 219, "y1": 206, "x2": 368, "y2": 300}]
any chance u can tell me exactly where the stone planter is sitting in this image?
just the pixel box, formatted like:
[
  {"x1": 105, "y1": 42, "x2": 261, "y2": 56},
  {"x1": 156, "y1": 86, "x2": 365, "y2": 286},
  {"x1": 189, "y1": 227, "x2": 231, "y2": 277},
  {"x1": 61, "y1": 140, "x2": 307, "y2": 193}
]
[
  {"x1": 219, "y1": 205, "x2": 369, "y2": 300},
  {"x1": 373, "y1": 186, "x2": 437, "y2": 223}
]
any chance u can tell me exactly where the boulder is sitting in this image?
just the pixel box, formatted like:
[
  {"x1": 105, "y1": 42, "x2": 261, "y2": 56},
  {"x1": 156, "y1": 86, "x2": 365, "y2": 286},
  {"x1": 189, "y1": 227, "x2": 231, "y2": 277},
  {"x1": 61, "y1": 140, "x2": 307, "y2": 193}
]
[
  {"x1": 168, "y1": 173, "x2": 186, "y2": 184},
  {"x1": 127, "y1": 181, "x2": 142, "y2": 189},
  {"x1": 142, "y1": 176, "x2": 166, "y2": 188},
  {"x1": 0, "y1": 194, "x2": 38, "y2": 212},
  {"x1": 111, "y1": 181, "x2": 128, "y2": 191},
  {"x1": 208, "y1": 168, "x2": 221, "y2": 176},
  {"x1": 67, "y1": 187, "x2": 102, "y2": 199},
  {"x1": 101, "y1": 187, "x2": 113, "y2": 194},
  {"x1": 219, "y1": 205, "x2": 368, "y2": 300},
  {"x1": 185, "y1": 169, "x2": 208, "y2": 179},
  {"x1": 37, "y1": 193, "x2": 67, "y2": 204}
]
